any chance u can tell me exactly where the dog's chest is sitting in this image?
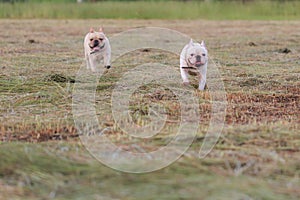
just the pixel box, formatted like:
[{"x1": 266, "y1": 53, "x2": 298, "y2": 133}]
[
  {"x1": 186, "y1": 62, "x2": 207, "y2": 76},
  {"x1": 187, "y1": 69, "x2": 200, "y2": 76},
  {"x1": 185, "y1": 64, "x2": 202, "y2": 76},
  {"x1": 90, "y1": 51, "x2": 105, "y2": 60}
]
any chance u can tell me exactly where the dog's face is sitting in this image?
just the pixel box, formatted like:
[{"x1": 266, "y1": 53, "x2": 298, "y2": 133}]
[
  {"x1": 87, "y1": 27, "x2": 106, "y2": 53},
  {"x1": 186, "y1": 40, "x2": 208, "y2": 68}
]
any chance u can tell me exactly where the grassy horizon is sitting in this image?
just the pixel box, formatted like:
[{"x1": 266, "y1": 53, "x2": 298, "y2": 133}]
[{"x1": 0, "y1": 0, "x2": 299, "y2": 20}]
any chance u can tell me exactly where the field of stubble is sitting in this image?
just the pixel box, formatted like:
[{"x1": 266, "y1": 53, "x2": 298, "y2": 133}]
[{"x1": 0, "y1": 20, "x2": 299, "y2": 199}]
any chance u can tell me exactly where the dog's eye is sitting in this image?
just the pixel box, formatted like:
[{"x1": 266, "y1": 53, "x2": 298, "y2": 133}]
[
  {"x1": 90, "y1": 38, "x2": 93, "y2": 41},
  {"x1": 190, "y1": 54, "x2": 194, "y2": 57},
  {"x1": 202, "y1": 53, "x2": 206, "y2": 56},
  {"x1": 99, "y1": 38, "x2": 104, "y2": 41}
]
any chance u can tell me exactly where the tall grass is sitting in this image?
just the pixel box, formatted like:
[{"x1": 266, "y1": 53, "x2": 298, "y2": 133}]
[{"x1": 0, "y1": 0, "x2": 299, "y2": 20}]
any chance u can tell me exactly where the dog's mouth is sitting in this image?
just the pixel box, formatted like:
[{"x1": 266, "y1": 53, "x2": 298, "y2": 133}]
[
  {"x1": 90, "y1": 45, "x2": 100, "y2": 51},
  {"x1": 89, "y1": 43, "x2": 105, "y2": 54},
  {"x1": 187, "y1": 59, "x2": 205, "y2": 68},
  {"x1": 195, "y1": 61, "x2": 203, "y2": 67}
]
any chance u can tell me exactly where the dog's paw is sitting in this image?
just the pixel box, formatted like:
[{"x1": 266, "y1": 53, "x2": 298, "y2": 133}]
[
  {"x1": 105, "y1": 65, "x2": 111, "y2": 69},
  {"x1": 183, "y1": 81, "x2": 190, "y2": 86}
]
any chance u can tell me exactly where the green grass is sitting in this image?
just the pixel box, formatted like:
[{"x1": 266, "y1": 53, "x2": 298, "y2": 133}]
[
  {"x1": 0, "y1": 0, "x2": 300, "y2": 20},
  {"x1": 0, "y1": 137, "x2": 298, "y2": 200}
]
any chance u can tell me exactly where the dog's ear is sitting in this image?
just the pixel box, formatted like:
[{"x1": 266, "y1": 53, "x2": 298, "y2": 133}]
[
  {"x1": 200, "y1": 40, "x2": 206, "y2": 48},
  {"x1": 90, "y1": 27, "x2": 94, "y2": 33},
  {"x1": 188, "y1": 39, "x2": 194, "y2": 47},
  {"x1": 99, "y1": 27, "x2": 103, "y2": 32}
]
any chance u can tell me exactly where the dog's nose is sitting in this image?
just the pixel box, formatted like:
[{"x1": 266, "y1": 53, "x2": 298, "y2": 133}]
[
  {"x1": 196, "y1": 55, "x2": 201, "y2": 62},
  {"x1": 93, "y1": 40, "x2": 99, "y2": 46}
]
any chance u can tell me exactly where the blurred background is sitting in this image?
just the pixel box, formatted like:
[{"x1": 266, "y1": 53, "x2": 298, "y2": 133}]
[{"x1": 0, "y1": 0, "x2": 299, "y2": 20}]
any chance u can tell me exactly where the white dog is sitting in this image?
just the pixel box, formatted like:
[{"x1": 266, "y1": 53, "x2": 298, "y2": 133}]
[
  {"x1": 180, "y1": 39, "x2": 208, "y2": 90},
  {"x1": 84, "y1": 27, "x2": 111, "y2": 72}
]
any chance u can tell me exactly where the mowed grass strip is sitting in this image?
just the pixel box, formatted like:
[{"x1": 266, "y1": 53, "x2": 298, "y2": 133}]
[{"x1": 0, "y1": 0, "x2": 300, "y2": 20}]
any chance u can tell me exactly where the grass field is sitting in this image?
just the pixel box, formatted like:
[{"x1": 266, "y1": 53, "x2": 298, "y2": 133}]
[
  {"x1": 0, "y1": 19, "x2": 299, "y2": 199},
  {"x1": 0, "y1": 0, "x2": 300, "y2": 20}
]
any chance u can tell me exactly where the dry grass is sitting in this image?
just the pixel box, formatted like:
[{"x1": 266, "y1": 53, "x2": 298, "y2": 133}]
[{"x1": 0, "y1": 19, "x2": 299, "y2": 199}]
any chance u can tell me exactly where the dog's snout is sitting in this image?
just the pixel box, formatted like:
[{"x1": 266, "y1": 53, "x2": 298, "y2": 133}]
[
  {"x1": 196, "y1": 55, "x2": 201, "y2": 61},
  {"x1": 93, "y1": 40, "x2": 99, "y2": 46}
]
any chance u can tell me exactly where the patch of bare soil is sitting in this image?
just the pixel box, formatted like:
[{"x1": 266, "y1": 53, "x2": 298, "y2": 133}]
[
  {"x1": 0, "y1": 125, "x2": 78, "y2": 142},
  {"x1": 226, "y1": 91, "x2": 299, "y2": 124},
  {"x1": 199, "y1": 87, "x2": 300, "y2": 124}
]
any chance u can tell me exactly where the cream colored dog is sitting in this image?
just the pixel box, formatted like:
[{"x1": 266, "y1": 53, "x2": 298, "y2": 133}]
[
  {"x1": 84, "y1": 27, "x2": 111, "y2": 72},
  {"x1": 180, "y1": 39, "x2": 208, "y2": 90}
]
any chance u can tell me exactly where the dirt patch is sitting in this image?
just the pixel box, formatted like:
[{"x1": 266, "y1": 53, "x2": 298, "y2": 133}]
[
  {"x1": 199, "y1": 87, "x2": 300, "y2": 124},
  {"x1": 44, "y1": 74, "x2": 75, "y2": 83},
  {"x1": 0, "y1": 125, "x2": 78, "y2": 142},
  {"x1": 277, "y1": 48, "x2": 292, "y2": 54},
  {"x1": 226, "y1": 92, "x2": 299, "y2": 124},
  {"x1": 239, "y1": 78, "x2": 264, "y2": 87}
]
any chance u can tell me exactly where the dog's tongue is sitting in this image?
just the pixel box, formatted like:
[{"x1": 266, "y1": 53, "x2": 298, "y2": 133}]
[{"x1": 93, "y1": 46, "x2": 100, "y2": 51}]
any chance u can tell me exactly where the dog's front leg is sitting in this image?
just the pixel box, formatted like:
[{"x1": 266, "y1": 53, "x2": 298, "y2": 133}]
[
  {"x1": 85, "y1": 53, "x2": 91, "y2": 70},
  {"x1": 180, "y1": 68, "x2": 190, "y2": 85},
  {"x1": 198, "y1": 65, "x2": 207, "y2": 90},
  {"x1": 198, "y1": 72, "x2": 206, "y2": 90},
  {"x1": 104, "y1": 50, "x2": 111, "y2": 69},
  {"x1": 197, "y1": 64, "x2": 207, "y2": 90},
  {"x1": 89, "y1": 57, "x2": 97, "y2": 72}
]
